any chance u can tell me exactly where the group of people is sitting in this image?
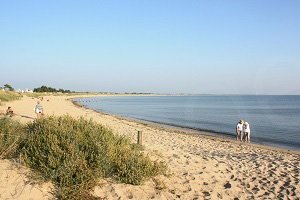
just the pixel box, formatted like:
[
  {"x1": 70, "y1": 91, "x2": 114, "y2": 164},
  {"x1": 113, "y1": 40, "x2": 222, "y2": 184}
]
[
  {"x1": 4, "y1": 101, "x2": 44, "y2": 119},
  {"x1": 236, "y1": 119, "x2": 251, "y2": 142}
]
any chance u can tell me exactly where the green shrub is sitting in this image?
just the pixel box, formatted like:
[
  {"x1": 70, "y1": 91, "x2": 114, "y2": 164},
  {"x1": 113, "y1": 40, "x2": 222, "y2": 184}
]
[
  {"x1": 19, "y1": 116, "x2": 167, "y2": 199},
  {"x1": 0, "y1": 118, "x2": 25, "y2": 158},
  {"x1": 109, "y1": 147, "x2": 167, "y2": 185}
]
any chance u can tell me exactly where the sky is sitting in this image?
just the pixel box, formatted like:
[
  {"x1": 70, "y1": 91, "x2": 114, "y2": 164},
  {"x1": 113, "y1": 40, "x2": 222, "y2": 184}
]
[{"x1": 0, "y1": 0, "x2": 299, "y2": 94}]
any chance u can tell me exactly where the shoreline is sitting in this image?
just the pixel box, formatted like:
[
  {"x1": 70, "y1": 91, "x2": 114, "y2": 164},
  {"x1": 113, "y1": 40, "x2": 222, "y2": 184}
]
[{"x1": 71, "y1": 97, "x2": 300, "y2": 154}]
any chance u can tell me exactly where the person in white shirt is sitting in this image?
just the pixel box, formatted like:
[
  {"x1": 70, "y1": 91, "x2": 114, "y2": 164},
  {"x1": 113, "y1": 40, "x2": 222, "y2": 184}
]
[
  {"x1": 243, "y1": 122, "x2": 251, "y2": 143},
  {"x1": 236, "y1": 119, "x2": 244, "y2": 141},
  {"x1": 35, "y1": 101, "x2": 44, "y2": 119}
]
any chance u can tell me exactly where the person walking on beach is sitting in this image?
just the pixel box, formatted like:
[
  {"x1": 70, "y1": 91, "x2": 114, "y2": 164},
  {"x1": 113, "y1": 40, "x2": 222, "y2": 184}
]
[
  {"x1": 35, "y1": 101, "x2": 44, "y2": 119},
  {"x1": 236, "y1": 120, "x2": 244, "y2": 141},
  {"x1": 243, "y1": 122, "x2": 251, "y2": 143}
]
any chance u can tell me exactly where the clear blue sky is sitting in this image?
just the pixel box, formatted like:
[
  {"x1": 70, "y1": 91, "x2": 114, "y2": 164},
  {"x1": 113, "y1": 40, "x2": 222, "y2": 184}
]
[{"x1": 0, "y1": 0, "x2": 299, "y2": 94}]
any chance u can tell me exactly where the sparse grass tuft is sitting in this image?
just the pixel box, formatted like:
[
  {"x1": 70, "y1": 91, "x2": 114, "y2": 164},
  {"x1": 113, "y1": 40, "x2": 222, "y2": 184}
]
[{"x1": 25, "y1": 92, "x2": 45, "y2": 98}]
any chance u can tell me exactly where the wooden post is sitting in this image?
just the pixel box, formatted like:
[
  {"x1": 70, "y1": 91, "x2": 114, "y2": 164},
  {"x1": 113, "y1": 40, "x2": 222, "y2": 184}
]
[{"x1": 137, "y1": 131, "x2": 142, "y2": 145}]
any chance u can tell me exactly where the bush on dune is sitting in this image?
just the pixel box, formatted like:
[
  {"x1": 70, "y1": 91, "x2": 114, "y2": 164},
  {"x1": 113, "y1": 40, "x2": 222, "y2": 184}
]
[{"x1": 0, "y1": 116, "x2": 167, "y2": 200}]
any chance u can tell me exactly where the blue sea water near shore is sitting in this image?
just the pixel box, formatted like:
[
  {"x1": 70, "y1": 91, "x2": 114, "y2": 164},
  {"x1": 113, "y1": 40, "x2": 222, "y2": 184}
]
[{"x1": 75, "y1": 95, "x2": 300, "y2": 151}]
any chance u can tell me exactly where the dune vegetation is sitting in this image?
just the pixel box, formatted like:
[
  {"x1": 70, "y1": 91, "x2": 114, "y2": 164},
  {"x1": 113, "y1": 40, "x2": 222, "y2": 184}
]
[
  {"x1": 0, "y1": 116, "x2": 167, "y2": 200},
  {"x1": 0, "y1": 90, "x2": 22, "y2": 104}
]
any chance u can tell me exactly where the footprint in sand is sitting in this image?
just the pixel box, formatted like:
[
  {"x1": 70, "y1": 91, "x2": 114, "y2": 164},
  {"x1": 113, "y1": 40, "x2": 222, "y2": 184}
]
[
  {"x1": 202, "y1": 191, "x2": 210, "y2": 197},
  {"x1": 173, "y1": 154, "x2": 180, "y2": 159},
  {"x1": 224, "y1": 182, "x2": 231, "y2": 189},
  {"x1": 252, "y1": 186, "x2": 260, "y2": 194},
  {"x1": 127, "y1": 192, "x2": 133, "y2": 199}
]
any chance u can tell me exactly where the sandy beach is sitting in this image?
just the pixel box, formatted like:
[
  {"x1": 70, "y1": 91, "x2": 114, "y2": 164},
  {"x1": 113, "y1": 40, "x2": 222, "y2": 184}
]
[{"x1": 0, "y1": 95, "x2": 299, "y2": 199}]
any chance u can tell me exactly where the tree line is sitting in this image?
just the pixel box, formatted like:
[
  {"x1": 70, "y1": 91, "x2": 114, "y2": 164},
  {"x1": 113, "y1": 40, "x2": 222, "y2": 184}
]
[{"x1": 33, "y1": 86, "x2": 74, "y2": 93}]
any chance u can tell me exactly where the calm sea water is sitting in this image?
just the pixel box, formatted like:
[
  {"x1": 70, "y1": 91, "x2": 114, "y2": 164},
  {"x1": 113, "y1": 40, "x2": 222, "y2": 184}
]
[{"x1": 75, "y1": 95, "x2": 300, "y2": 150}]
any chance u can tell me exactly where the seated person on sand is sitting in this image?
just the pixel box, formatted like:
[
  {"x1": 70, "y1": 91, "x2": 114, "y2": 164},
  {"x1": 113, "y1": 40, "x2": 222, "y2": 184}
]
[
  {"x1": 243, "y1": 122, "x2": 251, "y2": 143},
  {"x1": 236, "y1": 119, "x2": 244, "y2": 141},
  {"x1": 6, "y1": 106, "x2": 14, "y2": 117},
  {"x1": 35, "y1": 101, "x2": 44, "y2": 119}
]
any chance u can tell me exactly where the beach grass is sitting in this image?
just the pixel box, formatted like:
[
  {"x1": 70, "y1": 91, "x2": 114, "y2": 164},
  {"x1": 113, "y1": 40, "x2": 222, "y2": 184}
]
[
  {"x1": 0, "y1": 116, "x2": 167, "y2": 200},
  {"x1": 0, "y1": 118, "x2": 25, "y2": 159},
  {"x1": 0, "y1": 91, "x2": 22, "y2": 103}
]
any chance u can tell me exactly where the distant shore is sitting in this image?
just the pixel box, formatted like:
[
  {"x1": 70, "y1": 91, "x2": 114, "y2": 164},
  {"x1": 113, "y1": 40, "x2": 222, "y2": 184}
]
[{"x1": 0, "y1": 94, "x2": 299, "y2": 199}]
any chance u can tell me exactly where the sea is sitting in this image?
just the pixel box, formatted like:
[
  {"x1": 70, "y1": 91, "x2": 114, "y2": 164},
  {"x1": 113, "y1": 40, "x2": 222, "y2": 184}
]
[{"x1": 75, "y1": 95, "x2": 300, "y2": 151}]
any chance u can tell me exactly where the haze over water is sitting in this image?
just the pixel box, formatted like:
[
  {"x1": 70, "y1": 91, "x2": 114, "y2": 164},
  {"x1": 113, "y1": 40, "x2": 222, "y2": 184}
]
[{"x1": 77, "y1": 95, "x2": 300, "y2": 150}]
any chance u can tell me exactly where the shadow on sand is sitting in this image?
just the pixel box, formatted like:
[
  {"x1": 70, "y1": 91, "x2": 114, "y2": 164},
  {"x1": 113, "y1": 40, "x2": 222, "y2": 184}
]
[{"x1": 19, "y1": 115, "x2": 36, "y2": 120}]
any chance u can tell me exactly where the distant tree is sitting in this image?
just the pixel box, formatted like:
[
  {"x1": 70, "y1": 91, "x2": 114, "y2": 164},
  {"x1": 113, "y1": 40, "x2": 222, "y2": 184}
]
[
  {"x1": 4, "y1": 84, "x2": 14, "y2": 91},
  {"x1": 33, "y1": 85, "x2": 74, "y2": 93}
]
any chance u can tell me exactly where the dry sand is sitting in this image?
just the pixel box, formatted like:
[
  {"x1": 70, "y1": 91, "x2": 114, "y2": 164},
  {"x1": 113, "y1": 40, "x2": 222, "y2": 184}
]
[{"x1": 0, "y1": 95, "x2": 299, "y2": 200}]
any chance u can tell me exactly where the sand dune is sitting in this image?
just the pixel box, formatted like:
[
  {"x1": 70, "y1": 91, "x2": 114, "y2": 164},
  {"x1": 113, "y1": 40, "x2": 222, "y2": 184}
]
[{"x1": 0, "y1": 95, "x2": 299, "y2": 199}]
